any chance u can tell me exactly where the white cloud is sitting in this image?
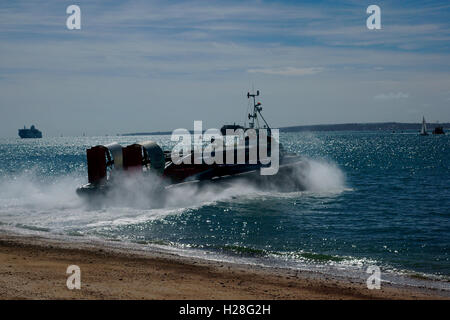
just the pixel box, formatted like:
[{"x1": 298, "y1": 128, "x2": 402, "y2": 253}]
[
  {"x1": 247, "y1": 67, "x2": 324, "y2": 76},
  {"x1": 374, "y1": 92, "x2": 410, "y2": 100}
]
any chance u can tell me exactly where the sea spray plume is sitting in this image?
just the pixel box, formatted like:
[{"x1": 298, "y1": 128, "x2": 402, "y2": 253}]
[
  {"x1": 281, "y1": 131, "x2": 346, "y2": 192},
  {"x1": 78, "y1": 173, "x2": 266, "y2": 230},
  {"x1": 0, "y1": 157, "x2": 346, "y2": 235},
  {"x1": 83, "y1": 158, "x2": 346, "y2": 210},
  {"x1": 0, "y1": 171, "x2": 93, "y2": 231},
  {"x1": 94, "y1": 169, "x2": 261, "y2": 209},
  {"x1": 96, "y1": 170, "x2": 167, "y2": 209},
  {"x1": 229, "y1": 159, "x2": 345, "y2": 193},
  {"x1": 295, "y1": 159, "x2": 346, "y2": 193},
  {"x1": 0, "y1": 171, "x2": 84, "y2": 211}
]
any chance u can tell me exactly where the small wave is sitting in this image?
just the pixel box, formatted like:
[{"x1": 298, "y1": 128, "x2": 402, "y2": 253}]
[
  {"x1": 86, "y1": 207, "x2": 190, "y2": 228},
  {"x1": 15, "y1": 224, "x2": 50, "y2": 232}
]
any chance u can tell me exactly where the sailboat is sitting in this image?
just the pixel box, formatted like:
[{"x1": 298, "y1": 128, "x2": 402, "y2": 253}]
[{"x1": 420, "y1": 116, "x2": 428, "y2": 136}]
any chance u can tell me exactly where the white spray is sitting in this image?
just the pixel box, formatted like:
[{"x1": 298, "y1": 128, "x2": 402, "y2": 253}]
[{"x1": 0, "y1": 159, "x2": 347, "y2": 231}]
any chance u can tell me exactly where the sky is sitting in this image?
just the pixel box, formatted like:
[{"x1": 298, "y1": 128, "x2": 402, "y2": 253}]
[{"x1": 0, "y1": 0, "x2": 449, "y2": 137}]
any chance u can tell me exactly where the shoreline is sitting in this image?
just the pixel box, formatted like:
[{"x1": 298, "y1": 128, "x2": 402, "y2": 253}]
[{"x1": 0, "y1": 231, "x2": 448, "y2": 300}]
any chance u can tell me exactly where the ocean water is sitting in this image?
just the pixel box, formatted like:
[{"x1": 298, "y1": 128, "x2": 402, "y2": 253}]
[{"x1": 0, "y1": 132, "x2": 449, "y2": 288}]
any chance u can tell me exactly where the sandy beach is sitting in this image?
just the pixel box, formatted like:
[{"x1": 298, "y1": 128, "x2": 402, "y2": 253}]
[{"x1": 0, "y1": 232, "x2": 448, "y2": 300}]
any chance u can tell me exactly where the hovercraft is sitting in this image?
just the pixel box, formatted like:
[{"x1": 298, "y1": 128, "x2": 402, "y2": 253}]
[{"x1": 76, "y1": 90, "x2": 304, "y2": 198}]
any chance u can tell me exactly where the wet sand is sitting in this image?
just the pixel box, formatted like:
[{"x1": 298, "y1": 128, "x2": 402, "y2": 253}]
[{"x1": 0, "y1": 233, "x2": 448, "y2": 300}]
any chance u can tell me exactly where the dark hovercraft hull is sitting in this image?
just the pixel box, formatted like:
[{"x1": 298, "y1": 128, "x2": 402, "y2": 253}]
[{"x1": 76, "y1": 156, "x2": 305, "y2": 199}]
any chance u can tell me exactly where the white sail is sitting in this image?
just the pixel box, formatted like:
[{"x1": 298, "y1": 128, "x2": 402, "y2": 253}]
[{"x1": 420, "y1": 116, "x2": 428, "y2": 135}]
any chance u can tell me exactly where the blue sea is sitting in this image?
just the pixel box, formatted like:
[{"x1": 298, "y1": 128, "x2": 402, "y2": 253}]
[{"x1": 0, "y1": 131, "x2": 449, "y2": 289}]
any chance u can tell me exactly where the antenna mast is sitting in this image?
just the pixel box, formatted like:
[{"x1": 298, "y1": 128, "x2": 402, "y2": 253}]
[{"x1": 247, "y1": 90, "x2": 270, "y2": 130}]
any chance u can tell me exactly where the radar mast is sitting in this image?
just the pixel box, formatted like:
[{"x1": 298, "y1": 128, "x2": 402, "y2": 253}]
[{"x1": 247, "y1": 90, "x2": 271, "y2": 131}]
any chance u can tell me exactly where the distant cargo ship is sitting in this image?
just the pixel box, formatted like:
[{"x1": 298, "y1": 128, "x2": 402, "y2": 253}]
[{"x1": 18, "y1": 125, "x2": 42, "y2": 139}]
